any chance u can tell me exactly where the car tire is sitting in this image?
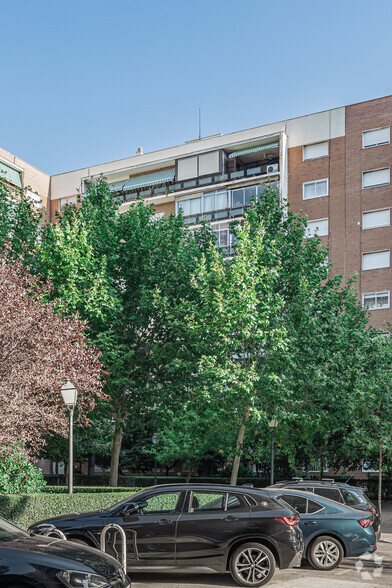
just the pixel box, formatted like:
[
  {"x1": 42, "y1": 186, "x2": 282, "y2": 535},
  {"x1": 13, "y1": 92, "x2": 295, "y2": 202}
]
[
  {"x1": 308, "y1": 535, "x2": 344, "y2": 570},
  {"x1": 229, "y1": 542, "x2": 276, "y2": 587}
]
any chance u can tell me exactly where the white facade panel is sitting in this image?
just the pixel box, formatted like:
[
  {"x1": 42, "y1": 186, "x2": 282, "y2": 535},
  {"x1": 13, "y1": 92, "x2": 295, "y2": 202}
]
[
  {"x1": 198, "y1": 151, "x2": 220, "y2": 176},
  {"x1": 177, "y1": 156, "x2": 198, "y2": 181}
]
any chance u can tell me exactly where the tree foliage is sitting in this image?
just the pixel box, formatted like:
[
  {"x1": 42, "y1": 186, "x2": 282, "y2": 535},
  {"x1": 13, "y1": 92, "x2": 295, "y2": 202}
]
[{"x1": 0, "y1": 256, "x2": 104, "y2": 457}]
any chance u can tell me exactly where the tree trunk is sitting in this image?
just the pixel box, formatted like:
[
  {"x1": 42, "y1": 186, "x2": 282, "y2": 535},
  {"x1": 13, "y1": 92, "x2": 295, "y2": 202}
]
[
  {"x1": 230, "y1": 423, "x2": 247, "y2": 486},
  {"x1": 378, "y1": 444, "x2": 383, "y2": 519},
  {"x1": 88, "y1": 453, "x2": 96, "y2": 477},
  {"x1": 109, "y1": 420, "x2": 124, "y2": 487}
]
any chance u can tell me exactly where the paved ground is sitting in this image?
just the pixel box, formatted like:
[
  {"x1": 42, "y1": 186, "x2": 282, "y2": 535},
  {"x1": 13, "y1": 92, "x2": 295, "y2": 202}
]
[{"x1": 131, "y1": 502, "x2": 392, "y2": 588}]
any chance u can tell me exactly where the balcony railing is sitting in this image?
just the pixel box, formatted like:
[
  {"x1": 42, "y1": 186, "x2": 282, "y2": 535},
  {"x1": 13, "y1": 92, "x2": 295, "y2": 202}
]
[{"x1": 116, "y1": 160, "x2": 279, "y2": 204}]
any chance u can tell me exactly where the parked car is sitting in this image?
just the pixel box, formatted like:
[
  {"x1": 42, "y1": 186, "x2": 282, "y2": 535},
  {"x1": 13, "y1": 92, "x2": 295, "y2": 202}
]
[
  {"x1": 29, "y1": 483, "x2": 304, "y2": 587},
  {"x1": 267, "y1": 487, "x2": 376, "y2": 570},
  {"x1": 0, "y1": 515, "x2": 131, "y2": 587},
  {"x1": 269, "y1": 479, "x2": 381, "y2": 540}
]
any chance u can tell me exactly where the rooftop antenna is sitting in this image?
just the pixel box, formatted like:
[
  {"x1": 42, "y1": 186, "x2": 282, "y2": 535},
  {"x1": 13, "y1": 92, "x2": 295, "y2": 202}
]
[{"x1": 198, "y1": 107, "x2": 201, "y2": 139}]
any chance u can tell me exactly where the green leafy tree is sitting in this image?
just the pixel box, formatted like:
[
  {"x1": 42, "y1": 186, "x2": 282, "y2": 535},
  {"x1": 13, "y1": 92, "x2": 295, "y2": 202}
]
[{"x1": 0, "y1": 446, "x2": 46, "y2": 494}]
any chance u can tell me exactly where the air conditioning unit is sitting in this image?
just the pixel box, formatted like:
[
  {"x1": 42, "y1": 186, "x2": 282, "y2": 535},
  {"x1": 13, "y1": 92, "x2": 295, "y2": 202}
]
[{"x1": 266, "y1": 163, "x2": 279, "y2": 174}]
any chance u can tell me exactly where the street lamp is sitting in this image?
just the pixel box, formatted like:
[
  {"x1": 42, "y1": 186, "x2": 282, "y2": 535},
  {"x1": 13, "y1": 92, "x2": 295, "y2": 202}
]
[
  {"x1": 152, "y1": 432, "x2": 159, "y2": 485},
  {"x1": 61, "y1": 380, "x2": 78, "y2": 494},
  {"x1": 268, "y1": 419, "x2": 278, "y2": 485}
]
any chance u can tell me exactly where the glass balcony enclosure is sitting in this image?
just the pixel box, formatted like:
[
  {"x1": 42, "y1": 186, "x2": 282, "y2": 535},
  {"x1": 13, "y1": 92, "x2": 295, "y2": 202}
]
[{"x1": 175, "y1": 183, "x2": 278, "y2": 225}]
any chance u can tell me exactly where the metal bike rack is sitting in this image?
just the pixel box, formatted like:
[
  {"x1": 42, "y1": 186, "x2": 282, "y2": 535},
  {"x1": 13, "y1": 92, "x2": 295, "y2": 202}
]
[
  {"x1": 42, "y1": 527, "x2": 67, "y2": 541},
  {"x1": 101, "y1": 523, "x2": 129, "y2": 573}
]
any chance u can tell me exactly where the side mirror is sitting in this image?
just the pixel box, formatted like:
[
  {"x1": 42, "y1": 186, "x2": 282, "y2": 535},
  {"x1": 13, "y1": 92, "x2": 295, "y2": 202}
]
[
  {"x1": 120, "y1": 502, "x2": 138, "y2": 516},
  {"x1": 120, "y1": 501, "x2": 148, "y2": 516}
]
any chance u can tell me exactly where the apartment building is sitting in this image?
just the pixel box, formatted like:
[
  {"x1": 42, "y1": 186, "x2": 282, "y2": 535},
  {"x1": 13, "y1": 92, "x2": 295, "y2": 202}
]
[{"x1": 2, "y1": 94, "x2": 392, "y2": 332}]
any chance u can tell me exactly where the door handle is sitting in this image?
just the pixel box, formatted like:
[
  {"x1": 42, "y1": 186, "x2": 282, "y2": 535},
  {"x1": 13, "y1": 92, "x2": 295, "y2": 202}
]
[
  {"x1": 221, "y1": 515, "x2": 239, "y2": 522},
  {"x1": 304, "y1": 521, "x2": 317, "y2": 525},
  {"x1": 155, "y1": 518, "x2": 173, "y2": 525}
]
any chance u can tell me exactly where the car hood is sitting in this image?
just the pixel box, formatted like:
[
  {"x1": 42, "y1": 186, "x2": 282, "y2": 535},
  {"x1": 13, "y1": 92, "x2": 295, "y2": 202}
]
[
  {"x1": 0, "y1": 535, "x2": 119, "y2": 574},
  {"x1": 34, "y1": 509, "x2": 106, "y2": 525}
]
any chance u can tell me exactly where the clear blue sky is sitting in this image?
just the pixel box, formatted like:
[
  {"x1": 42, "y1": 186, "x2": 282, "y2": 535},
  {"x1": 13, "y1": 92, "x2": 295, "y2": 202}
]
[{"x1": 2, "y1": 0, "x2": 392, "y2": 175}]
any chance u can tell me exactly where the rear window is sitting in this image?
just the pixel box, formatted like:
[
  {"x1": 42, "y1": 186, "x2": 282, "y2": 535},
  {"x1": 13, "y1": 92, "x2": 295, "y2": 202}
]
[
  {"x1": 341, "y1": 489, "x2": 362, "y2": 506},
  {"x1": 313, "y1": 488, "x2": 343, "y2": 503}
]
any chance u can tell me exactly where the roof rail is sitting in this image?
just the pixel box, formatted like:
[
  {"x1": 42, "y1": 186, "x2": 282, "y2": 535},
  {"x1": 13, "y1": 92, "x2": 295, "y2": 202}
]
[
  {"x1": 292, "y1": 477, "x2": 304, "y2": 481},
  {"x1": 321, "y1": 478, "x2": 335, "y2": 482}
]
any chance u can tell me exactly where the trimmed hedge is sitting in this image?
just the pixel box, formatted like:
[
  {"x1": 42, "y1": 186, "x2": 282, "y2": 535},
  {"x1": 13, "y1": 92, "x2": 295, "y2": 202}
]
[
  {"x1": 45, "y1": 486, "x2": 138, "y2": 494},
  {"x1": 0, "y1": 491, "x2": 139, "y2": 530},
  {"x1": 44, "y1": 474, "x2": 273, "y2": 487}
]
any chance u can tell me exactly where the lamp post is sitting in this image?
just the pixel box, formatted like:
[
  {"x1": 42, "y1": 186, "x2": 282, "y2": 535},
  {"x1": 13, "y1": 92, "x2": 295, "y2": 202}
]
[
  {"x1": 268, "y1": 419, "x2": 278, "y2": 485},
  {"x1": 61, "y1": 380, "x2": 78, "y2": 494},
  {"x1": 152, "y1": 432, "x2": 159, "y2": 485}
]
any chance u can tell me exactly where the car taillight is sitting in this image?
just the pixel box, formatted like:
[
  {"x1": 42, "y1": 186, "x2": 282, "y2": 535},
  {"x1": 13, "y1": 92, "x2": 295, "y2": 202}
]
[
  {"x1": 367, "y1": 505, "x2": 377, "y2": 515},
  {"x1": 275, "y1": 515, "x2": 300, "y2": 527},
  {"x1": 358, "y1": 518, "x2": 373, "y2": 528}
]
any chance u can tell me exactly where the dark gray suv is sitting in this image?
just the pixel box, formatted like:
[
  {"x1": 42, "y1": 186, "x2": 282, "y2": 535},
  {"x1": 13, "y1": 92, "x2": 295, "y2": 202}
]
[{"x1": 269, "y1": 479, "x2": 380, "y2": 540}]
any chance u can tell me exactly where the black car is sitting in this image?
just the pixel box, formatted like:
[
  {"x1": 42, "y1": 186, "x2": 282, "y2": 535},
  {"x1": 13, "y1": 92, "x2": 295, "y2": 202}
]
[
  {"x1": 0, "y1": 515, "x2": 131, "y2": 587},
  {"x1": 269, "y1": 479, "x2": 381, "y2": 540},
  {"x1": 30, "y1": 484, "x2": 304, "y2": 587}
]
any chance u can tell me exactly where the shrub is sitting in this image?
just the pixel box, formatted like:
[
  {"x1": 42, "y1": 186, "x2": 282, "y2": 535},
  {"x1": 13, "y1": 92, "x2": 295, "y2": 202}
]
[
  {"x1": 0, "y1": 491, "x2": 139, "y2": 530},
  {"x1": 0, "y1": 449, "x2": 46, "y2": 494}
]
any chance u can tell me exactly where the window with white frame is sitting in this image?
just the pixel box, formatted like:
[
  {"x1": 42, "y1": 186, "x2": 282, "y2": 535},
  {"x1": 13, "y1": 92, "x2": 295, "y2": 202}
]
[
  {"x1": 362, "y1": 208, "x2": 390, "y2": 230},
  {"x1": 380, "y1": 331, "x2": 391, "y2": 338},
  {"x1": 203, "y1": 189, "x2": 227, "y2": 212},
  {"x1": 25, "y1": 189, "x2": 41, "y2": 208},
  {"x1": 303, "y1": 142, "x2": 329, "y2": 161},
  {"x1": 363, "y1": 127, "x2": 390, "y2": 149},
  {"x1": 362, "y1": 250, "x2": 390, "y2": 270},
  {"x1": 59, "y1": 196, "x2": 77, "y2": 211},
  {"x1": 362, "y1": 168, "x2": 390, "y2": 189},
  {"x1": 303, "y1": 179, "x2": 328, "y2": 200},
  {"x1": 362, "y1": 291, "x2": 390, "y2": 310},
  {"x1": 305, "y1": 218, "x2": 328, "y2": 238},
  {"x1": 212, "y1": 223, "x2": 230, "y2": 250},
  {"x1": 231, "y1": 185, "x2": 266, "y2": 208}
]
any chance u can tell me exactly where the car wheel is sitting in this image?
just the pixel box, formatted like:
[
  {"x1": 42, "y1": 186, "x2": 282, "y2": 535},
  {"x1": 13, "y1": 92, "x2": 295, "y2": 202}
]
[
  {"x1": 230, "y1": 542, "x2": 276, "y2": 586},
  {"x1": 308, "y1": 535, "x2": 343, "y2": 570}
]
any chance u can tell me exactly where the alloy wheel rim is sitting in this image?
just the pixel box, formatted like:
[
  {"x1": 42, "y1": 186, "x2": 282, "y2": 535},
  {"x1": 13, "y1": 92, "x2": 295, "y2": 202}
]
[
  {"x1": 236, "y1": 547, "x2": 270, "y2": 584},
  {"x1": 313, "y1": 540, "x2": 340, "y2": 567}
]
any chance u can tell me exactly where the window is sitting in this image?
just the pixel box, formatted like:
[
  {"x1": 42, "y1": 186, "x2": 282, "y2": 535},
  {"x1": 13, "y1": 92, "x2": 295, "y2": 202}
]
[
  {"x1": 362, "y1": 209, "x2": 390, "y2": 230},
  {"x1": 303, "y1": 179, "x2": 328, "y2": 200},
  {"x1": 362, "y1": 168, "x2": 390, "y2": 188},
  {"x1": 212, "y1": 223, "x2": 230, "y2": 249},
  {"x1": 341, "y1": 490, "x2": 361, "y2": 506},
  {"x1": 281, "y1": 494, "x2": 307, "y2": 513},
  {"x1": 176, "y1": 151, "x2": 221, "y2": 181},
  {"x1": 26, "y1": 189, "x2": 41, "y2": 208},
  {"x1": 231, "y1": 185, "x2": 265, "y2": 208},
  {"x1": 307, "y1": 499, "x2": 324, "y2": 514},
  {"x1": 190, "y1": 492, "x2": 225, "y2": 512},
  {"x1": 227, "y1": 494, "x2": 246, "y2": 510},
  {"x1": 313, "y1": 488, "x2": 343, "y2": 503},
  {"x1": 362, "y1": 251, "x2": 390, "y2": 270},
  {"x1": 306, "y1": 218, "x2": 328, "y2": 238},
  {"x1": 362, "y1": 291, "x2": 390, "y2": 310},
  {"x1": 59, "y1": 196, "x2": 77, "y2": 211},
  {"x1": 363, "y1": 127, "x2": 390, "y2": 149},
  {"x1": 203, "y1": 189, "x2": 227, "y2": 212},
  {"x1": 380, "y1": 331, "x2": 391, "y2": 339},
  {"x1": 139, "y1": 492, "x2": 183, "y2": 514},
  {"x1": 303, "y1": 142, "x2": 329, "y2": 161}
]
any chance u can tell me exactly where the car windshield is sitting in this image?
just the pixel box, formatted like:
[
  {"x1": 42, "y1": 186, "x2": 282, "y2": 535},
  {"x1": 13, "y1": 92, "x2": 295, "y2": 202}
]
[{"x1": 0, "y1": 517, "x2": 27, "y2": 542}]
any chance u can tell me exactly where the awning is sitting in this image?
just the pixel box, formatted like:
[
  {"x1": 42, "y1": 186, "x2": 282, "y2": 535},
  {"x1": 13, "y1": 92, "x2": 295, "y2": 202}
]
[
  {"x1": 109, "y1": 168, "x2": 175, "y2": 192},
  {"x1": 0, "y1": 161, "x2": 22, "y2": 188},
  {"x1": 228, "y1": 142, "x2": 279, "y2": 159}
]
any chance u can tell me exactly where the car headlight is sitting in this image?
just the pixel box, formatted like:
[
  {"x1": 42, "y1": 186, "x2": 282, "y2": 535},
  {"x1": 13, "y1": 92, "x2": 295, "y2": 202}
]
[{"x1": 56, "y1": 570, "x2": 110, "y2": 588}]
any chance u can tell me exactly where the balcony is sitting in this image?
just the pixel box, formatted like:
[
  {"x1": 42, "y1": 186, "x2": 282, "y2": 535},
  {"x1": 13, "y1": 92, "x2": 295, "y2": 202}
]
[{"x1": 115, "y1": 159, "x2": 279, "y2": 204}]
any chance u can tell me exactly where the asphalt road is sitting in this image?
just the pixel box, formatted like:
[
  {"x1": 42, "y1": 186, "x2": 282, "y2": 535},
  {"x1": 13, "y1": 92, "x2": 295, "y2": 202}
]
[{"x1": 130, "y1": 539, "x2": 392, "y2": 588}]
